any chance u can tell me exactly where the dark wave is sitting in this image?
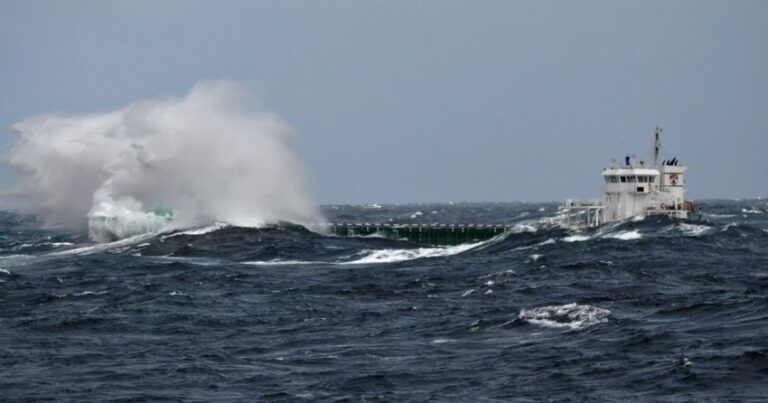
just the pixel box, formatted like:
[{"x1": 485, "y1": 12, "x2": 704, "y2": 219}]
[{"x1": 1, "y1": 201, "x2": 768, "y2": 400}]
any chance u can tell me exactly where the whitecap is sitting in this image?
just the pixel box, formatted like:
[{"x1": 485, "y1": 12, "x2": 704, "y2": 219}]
[
  {"x1": 519, "y1": 303, "x2": 610, "y2": 330},
  {"x1": 479, "y1": 269, "x2": 516, "y2": 279},
  {"x1": 538, "y1": 238, "x2": 556, "y2": 246},
  {"x1": 603, "y1": 230, "x2": 642, "y2": 241},
  {"x1": 0, "y1": 268, "x2": 10, "y2": 275},
  {"x1": 47, "y1": 231, "x2": 160, "y2": 256},
  {"x1": 244, "y1": 241, "x2": 480, "y2": 266},
  {"x1": 16, "y1": 242, "x2": 75, "y2": 250},
  {"x1": 343, "y1": 242, "x2": 479, "y2": 265},
  {"x1": 563, "y1": 234, "x2": 590, "y2": 242},
  {"x1": 461, "y1": 289, "x2": 475, "y2": 297},
  {"x1": 509, "y1": 224, "x2": 538, "y2": 234},
  {"x1": 178, "y1": 223, "x2": 230, "y2": 236},
  {"x1": 530, "y1": 254, "x2": 543, "y2": 262},
  {"x1": 742, "y1": 208, "x2": 762, "y2": 214},
  {"x1": 676, "y1": 223, "x2": 712, "y2": 237},
  {"x1": 410, "y1": 211, "x2": 424, "y2": 219}
]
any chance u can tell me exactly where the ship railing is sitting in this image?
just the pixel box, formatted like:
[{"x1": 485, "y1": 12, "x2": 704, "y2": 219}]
[
  {"x1": 558, "y1": 200, "x2": 605, "y2": 228},
  {"x1": 645, "y1": 201, "x2": 694, "y2": 212},
  {"x1": 561, "y1": 199, "x2": 603, "y2": 207}
]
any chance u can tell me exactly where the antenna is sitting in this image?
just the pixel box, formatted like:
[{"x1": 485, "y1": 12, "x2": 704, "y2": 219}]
[{"x1": 653, "y1": 126, "x2": 662, "y2": 167}]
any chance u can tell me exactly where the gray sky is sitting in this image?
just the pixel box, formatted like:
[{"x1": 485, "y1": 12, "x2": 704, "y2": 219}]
[{"x1": 1, "y1": 0, "x2": 766, "y2": 204}]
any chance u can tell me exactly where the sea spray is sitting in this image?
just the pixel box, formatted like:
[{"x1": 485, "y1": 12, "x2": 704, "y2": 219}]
[{"x1": 5, "y1": 81, "x2": 324, "y2": 241}]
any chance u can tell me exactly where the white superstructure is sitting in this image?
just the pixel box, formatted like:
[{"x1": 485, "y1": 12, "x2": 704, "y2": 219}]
[{"x1": 561, "y1": 127, "x2": 694, "y2": 227}]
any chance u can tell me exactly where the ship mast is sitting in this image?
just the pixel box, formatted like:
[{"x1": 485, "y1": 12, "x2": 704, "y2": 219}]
[
  {"x1": 653, "y1": 126, "x2": 662, "y2": 168},
  {"x1": 654, "y1": 126, "x2": 664, "y2": 190}
]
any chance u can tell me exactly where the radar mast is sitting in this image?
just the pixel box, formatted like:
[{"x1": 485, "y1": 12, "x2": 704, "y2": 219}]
[{"x1": 653, "y1": 126, "x2": 662, "y2": 167}]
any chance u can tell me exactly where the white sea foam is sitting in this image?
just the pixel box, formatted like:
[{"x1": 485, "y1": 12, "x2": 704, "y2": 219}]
[
  {"x1": 603, "y1": 230, "x2": 642, "y2": 241},
  {"x1": 178, "y1": 223, "x2": 230, "y2": 236},
  {"x1": 519, "y1": 303, "x2": 610, "y2": 330},
  {"x1": 6, "y1": 81, "x2": 323, "y2": 242},
  {"x1": 563, "y1": 234, "x2": 590, "y2": 242},
  {"x1": 676, "y1": 223, "x2": 713, "y2": 237},
  {"x1": 344, "y1": 242, "x2": 478, "y2": 265},
  {"x1": 15, "y1": 241, "x2": 75, "y2": 251},
  {"x1": 742, "y1": 208, "x2": 763, "y2": 214},
  {"x1": 47, "y1": 231, "x2": 159, "y2": 256},
  {"x1": 0, "y1": 268, "x2": 10, "y2": 275},
  {"x1": 538, "y1": 238, "x2": 556, "y2": 246},
  {"x1": 479, "y1": 269, "x2": 516, "y2": 279},
  {"x1": 530, "y1": 254, "x2": 543, "y2": 262},
  {"x1": 159, "y1": 222, "x2": 231, "y2": 240},
  {"x1": 242, "y1": 239, "x2": 483, "y2": 266}
]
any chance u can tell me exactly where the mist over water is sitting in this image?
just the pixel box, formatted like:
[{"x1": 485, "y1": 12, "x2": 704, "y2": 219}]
[{"x1": 5, "y1": 81, "x2": 323, "y2": 241}]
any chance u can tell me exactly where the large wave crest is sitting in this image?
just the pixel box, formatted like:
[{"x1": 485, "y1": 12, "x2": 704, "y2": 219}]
[{"x1": 5, "y1": 81, "x2": 324, "y2": 241}]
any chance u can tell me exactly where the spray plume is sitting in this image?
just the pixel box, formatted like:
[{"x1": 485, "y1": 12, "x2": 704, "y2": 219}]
[{"x1": 5, "y1": 81, "x2": 324, "y2": 241}]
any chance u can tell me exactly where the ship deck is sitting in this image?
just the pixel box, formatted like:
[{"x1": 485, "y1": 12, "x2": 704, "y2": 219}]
[{"x1": 326, "y1": 223, "x2": 512, "y2": 246}]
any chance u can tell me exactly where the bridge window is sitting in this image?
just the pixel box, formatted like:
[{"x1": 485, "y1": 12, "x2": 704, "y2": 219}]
[
  {"x1": 620, "y1": 176, "x2": 627, "y2": 183},
  {"x1": 604, "y1": 176, "x2": 619, "y2": 183},
  {"x1": 626, "y1": 176, "x2": 637, "y2": 183}
]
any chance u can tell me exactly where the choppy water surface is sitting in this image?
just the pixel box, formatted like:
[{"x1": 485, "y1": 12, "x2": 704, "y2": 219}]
[{"x1": 1, "y1": 200, "x2": 767, "y2": 401}]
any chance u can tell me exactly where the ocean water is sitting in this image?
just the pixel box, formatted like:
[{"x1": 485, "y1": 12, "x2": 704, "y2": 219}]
[{"x1": 1, "y1": 200, "x2": 767, "y2": 401}]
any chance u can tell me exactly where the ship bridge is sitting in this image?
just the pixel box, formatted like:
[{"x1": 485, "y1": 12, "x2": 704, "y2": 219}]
[{"x1": 560, "y1": 127, "x2": 694, "y2": 227}]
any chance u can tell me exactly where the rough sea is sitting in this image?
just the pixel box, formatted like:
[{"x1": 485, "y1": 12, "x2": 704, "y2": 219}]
[{"x1": 2, "y1": 200, "x2": 767, "y2": 402}]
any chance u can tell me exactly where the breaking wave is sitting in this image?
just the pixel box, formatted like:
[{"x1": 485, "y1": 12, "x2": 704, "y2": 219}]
[
  {"x1": 519, "y1": 303, "x2": 610, "y2": 330},
  {"x1": 5, "y1": 81, "x2": 323, "y2": 241},
  {"x1": 342, "y1": 242, "x2": 480, "y2": 265}
]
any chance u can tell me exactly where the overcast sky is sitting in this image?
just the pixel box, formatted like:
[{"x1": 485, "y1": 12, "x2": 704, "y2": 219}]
[{"x1": 1, "y1": 0, "x2": 766, "y2": 203}]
